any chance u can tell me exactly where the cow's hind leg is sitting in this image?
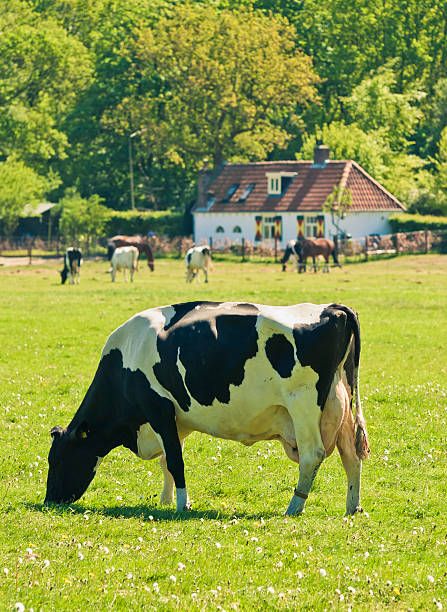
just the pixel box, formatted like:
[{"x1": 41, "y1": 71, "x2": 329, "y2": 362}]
[
  {"x1": 286, "y1": 400, "x2": 326, "y2": 515},
  {"x1": 159, "y1": 454, "x2": 175, "y2": 506},
  {"x1": 337, "y1": 404, "x2": 363, "y2": 515}
]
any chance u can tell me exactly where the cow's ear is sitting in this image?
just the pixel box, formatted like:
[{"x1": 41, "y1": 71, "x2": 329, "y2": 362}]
[
  {"x1": 75, "y1": 421, "x2": 90, "y2": 441},
  {"x1": 50, "y1": 426, "x2": 64, "y2": 439}
]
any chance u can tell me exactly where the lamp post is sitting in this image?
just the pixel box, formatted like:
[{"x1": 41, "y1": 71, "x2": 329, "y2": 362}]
[{"x1": 128, "y1": 128, "x2": 147, "y2": 210}]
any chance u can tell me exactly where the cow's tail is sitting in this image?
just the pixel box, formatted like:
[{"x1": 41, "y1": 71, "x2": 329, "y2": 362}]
[
  {"x1": 335, "y1": 304, "x2": 370, "y2": 460},
  {"x1": 349, "y1": 309, "x2": 370, "y2": 460}
]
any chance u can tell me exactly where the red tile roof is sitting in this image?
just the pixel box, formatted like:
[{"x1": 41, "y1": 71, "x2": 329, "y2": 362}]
[{"x1": 194, "y1": 160, "x2": 405, "y2": 213}]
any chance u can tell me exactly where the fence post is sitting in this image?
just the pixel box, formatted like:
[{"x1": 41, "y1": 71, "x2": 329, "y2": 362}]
[
  {"x1": 241, "y1": 237, "x2": 245, "y2": 262},
  {"x1": 364, "y1": 236, "x2": 368, "y2": 261},
  {"x1": 274, "y1": 236, "x2": 278, "y2": 262},
  {"x1": 392, "y1": 233, "x2": 399, "y2": 254},
  {"x1": 26, "y1": 236, "x2": 33, "y2": 265},
  {"x1": 425, "y1": 230, "x2": 429, "y2": 254},
  {"x1": 209, "y1": 237, "x2": 213, "y2": 250}
]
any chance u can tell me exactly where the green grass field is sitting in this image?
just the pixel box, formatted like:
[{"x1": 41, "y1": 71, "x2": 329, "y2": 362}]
[{"x1": 0, "y1": 254, "x2": 446, "y2": 610}]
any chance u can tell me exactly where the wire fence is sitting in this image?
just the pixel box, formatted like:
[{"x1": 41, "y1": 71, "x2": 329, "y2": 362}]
[{"x1": 0, "y1": 229, "x2": 446, "y2": 265}]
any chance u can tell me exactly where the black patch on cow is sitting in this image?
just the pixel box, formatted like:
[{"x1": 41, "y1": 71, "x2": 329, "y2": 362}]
[
  {"x1": 293, "y1": 306, "x2": 351, "y2": 409},
  {"x1": 202, "y1": 247, "x2": 210, "y2": 257},
  {"x1": 265, "y1": 334, "x2": 295, "y2": 378},
  {"x1": 186, "y1": 252, "x2": 192, "y2": 265},
  {"x1": 154, "y1": 303, "x2": 259, "y2": 409}
]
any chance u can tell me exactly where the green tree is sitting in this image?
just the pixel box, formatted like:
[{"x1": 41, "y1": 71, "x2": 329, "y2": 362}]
[
  {"x1": 58, "y1": 189, "x2": 108, "y2": 248},
  {"x1": 117, "y1": 4, "x2": 318, "y2": 171},
  {"x1": 0, "y1": 1, "x2": 92, "y2": 171},
  {"x1": 345, "y1": 66, "x2": 423, "y2": 150},
  {"x1": 0, "y1": 158, "x2": 49, "y2": 234},
  {"x1": 34, "y1": 0, "x2": 169, "y2": 209}
]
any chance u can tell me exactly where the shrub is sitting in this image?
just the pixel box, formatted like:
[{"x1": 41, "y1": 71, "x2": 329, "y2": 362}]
[
  {"x1": 103, "y1": 209, "x2": 185, "y2": 238},
  {"x1": 389, "y1": 213, "x2": 447, "y2": 232}
]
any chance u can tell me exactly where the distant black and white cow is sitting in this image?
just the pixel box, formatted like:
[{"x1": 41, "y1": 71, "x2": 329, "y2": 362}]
[
  {"x1": 185, "y1": 245, "x2": 212, "y2": 283},
  {"x1": 60, "y1": 248, "x2": 82, "y2": 285},
  {"x1": 110, "y1": 246, "x2": 139, "y2": 282},
  {"x1": 45, "y1": 301, "x2": 369, "y2": 515}
]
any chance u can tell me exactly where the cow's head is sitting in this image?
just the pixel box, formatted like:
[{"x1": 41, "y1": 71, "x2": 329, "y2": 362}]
[
  {"x1": 45, "y1": 423, "x2": 99, "y2": 504},
  {"x1": 60, "y1": 269, "x2": 68, "y2": 284}
]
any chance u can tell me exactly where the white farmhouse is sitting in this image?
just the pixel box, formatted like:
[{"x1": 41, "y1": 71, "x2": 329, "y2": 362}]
[{"x1": 192, "y1": 145, "x2": 405, "y2": 247}]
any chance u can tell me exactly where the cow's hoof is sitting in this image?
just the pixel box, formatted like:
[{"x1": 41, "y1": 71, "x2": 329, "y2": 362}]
[
  {"x1": 177, "y1": 503, "x2": 192, "y2": 513},
  {"x1": 345, "y1": 505, "x2": 363, "y2": 516},
  {"x1": 160, "y1": 495, "x2": 174, "y2": 506},
  {"x1": 285, "y1": 496, "x2": 305, "y2": 516}
]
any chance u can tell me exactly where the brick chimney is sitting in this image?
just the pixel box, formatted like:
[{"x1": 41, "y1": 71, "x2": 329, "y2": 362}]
[{"x1": 313, "y1": 144, "x2": 330, "y2": 166}]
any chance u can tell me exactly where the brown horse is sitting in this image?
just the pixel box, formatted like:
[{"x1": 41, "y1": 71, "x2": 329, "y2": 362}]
[
  {"x1": 281, "y1": 238, "x2": 340, "y2": 273},
  {"x1": 108, "y1": 235, "x2": 154, "y2": 271}
]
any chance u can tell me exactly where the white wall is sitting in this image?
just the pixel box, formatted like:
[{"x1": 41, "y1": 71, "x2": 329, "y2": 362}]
[
  {"x1": 193, "y1": 210, "x2": 395, "y2": 247},
  {"x1": 326, "y1": 211, "x2": 395, "y2": 240},
  {"x1": 194, "y1": 212, "x2": 258, "y2": 246}
]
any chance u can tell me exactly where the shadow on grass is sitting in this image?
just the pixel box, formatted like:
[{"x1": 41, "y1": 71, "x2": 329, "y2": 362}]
[{"x1": 25, "y1": 501, "x2": 280, "y2": 522}]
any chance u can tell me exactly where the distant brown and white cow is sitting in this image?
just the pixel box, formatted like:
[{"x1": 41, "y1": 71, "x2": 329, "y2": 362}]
[
  {"x1": 60, "y1": 248, "x2": 82, "y2": 285},
  {"x1": 45, "y1": 301, "x2": 370, "y2": 516},
  {"x1": 185, "y1": 245, "x2": 212, "y2": 283},
  {"x1": 110, "y1": 246, "x2": 139, "y2": 282}
]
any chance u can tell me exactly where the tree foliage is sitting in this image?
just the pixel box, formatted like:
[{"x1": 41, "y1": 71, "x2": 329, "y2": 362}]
[
  {"x1": 0, "y1": 158, "x2": 50, "y2": 234},
  {"x1": 58, "y1": 188, "x2": 108, "y2": 245},
  {"x1": 123, "y1": 4, "x2": 318, "y2": 169},
  {"x1": 0, "y1": 0, "x2": 446, "y2": 224}
]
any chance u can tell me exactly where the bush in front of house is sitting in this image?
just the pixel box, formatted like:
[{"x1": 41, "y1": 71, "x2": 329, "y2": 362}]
[
  {"x1": 389, "y1": 213, "x2": 447, "y2": 232},
  {"x1": 103, "y1": 209, "x2": 186, "y2": 238}
]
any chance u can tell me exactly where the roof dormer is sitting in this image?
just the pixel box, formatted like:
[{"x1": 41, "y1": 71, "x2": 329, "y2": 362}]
[{"x1": 266, "y1": 171, "x2": 297, "y2": 195}]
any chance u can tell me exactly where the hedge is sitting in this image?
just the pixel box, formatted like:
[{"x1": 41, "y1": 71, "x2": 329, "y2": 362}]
[
  {"x1": 389, "y1": 213, "x2": 447, "y2": 232},
  {"x1": 103, "y1": 209, "x2": 187, "y2": 238}
]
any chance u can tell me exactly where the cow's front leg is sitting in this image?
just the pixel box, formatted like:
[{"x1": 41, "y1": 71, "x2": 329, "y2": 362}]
[
  {"x1": 286, "y1": 404, "x2": 326, "y2": 515},
  {"x1": 157, "y1": 425, "x2": 190, "y2": 512},
  {"x1": 159, "y1": 439, "x2": 189, "y2": 508}
]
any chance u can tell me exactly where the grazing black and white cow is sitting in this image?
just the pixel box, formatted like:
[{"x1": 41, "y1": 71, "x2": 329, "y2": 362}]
[
  {"x1": 60, "y1": 248, "x2": 82, "y2": 285},
  {"x1": 185, "y1": 245, "x2": 212, "y2": 283},
  {"x1": 45, "y1": 301, "x2": 369, "y2": 515}
]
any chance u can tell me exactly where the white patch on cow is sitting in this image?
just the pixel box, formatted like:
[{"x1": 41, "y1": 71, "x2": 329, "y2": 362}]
[
  {"x1": 101, "y1": 305, "x2": 176, "y2": 395},
  {"x1": 110, "y1": 246, "x2": 139, "y2": 282},
  {"x1": 136, "y1": 423, "x2": 164, "y2": 460},
  {"x1": 93, "y1": 456, "x2": 103, "y2": 472},
  {"x1": 176, "y1": 488, "x2": 189, "y2": 512}
]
